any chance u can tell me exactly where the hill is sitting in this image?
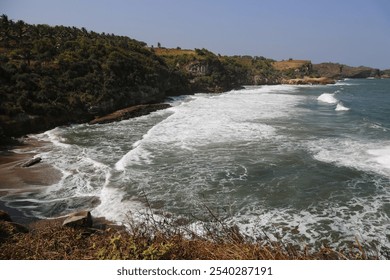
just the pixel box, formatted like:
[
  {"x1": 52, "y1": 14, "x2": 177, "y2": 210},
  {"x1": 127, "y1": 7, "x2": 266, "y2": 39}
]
[{"x1": 0, "y1": 15, "x2": 383, "y2": 140}]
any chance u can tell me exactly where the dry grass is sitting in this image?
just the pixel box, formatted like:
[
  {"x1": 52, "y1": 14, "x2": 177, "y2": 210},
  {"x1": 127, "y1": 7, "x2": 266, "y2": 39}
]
[
  {"x1": 273, "y1": 60, "x2": 311, "y2": 71},
  {"x1": 153, "y1": 48, "x2": 196, "y2": 56},
  {"x1": 0, "y1": 211, "x2": 377, "y2": 260}
]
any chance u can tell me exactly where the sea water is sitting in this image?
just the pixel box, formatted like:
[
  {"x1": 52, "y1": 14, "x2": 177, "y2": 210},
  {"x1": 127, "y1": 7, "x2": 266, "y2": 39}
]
[{"x1": 2, "y1": 79, "x2": 390, "y2": 256}]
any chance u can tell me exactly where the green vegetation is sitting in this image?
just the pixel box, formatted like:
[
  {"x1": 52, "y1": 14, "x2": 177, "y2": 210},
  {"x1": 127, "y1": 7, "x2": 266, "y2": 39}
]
[{"x1": 0, "y1": 15, "x2": 188, "y2": 137}]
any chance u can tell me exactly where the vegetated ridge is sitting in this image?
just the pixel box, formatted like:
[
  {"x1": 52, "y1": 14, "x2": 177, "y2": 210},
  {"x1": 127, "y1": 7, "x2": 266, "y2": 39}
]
[{"x1": 0, "y1": 15, "x2": 387, "y2": 141}]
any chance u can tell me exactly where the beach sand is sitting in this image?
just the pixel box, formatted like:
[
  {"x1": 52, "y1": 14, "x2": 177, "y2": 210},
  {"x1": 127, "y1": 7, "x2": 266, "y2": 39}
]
[{"x1": 0, "y1": 138, "x2": 62, "y2": 224}]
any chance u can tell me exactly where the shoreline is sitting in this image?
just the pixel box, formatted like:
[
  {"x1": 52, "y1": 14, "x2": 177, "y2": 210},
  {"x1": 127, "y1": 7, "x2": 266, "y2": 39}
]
[{"x1": 0, "y1": 138, "x2": 62, "y2": 225}]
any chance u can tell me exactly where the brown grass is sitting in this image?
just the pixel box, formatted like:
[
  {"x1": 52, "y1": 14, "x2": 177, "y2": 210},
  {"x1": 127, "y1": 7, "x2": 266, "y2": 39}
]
[
  {"x1": 273, "y1": 60, "x2": 311, "y2": 71},
  {"x1": 153, "y1": 48, "x2": 196, "y2": 56},
  {"x1": 0, "y1": 211, "x2": 377, "y2": 260}
]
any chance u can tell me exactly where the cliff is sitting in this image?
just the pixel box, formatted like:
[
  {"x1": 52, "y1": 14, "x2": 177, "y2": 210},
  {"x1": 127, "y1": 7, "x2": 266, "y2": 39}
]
[
  {"x1": 313, "y1": 63, "x2": 381, "y2": 79},
  {"x1": 381, "y1": 69, "x2": 390, "y2": 78}
]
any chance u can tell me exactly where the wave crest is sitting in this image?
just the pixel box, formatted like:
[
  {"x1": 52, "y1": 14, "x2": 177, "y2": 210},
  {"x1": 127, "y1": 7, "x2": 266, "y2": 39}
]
[{"x1": 317, "y1": 93, "x2": 338, "y2": 104}]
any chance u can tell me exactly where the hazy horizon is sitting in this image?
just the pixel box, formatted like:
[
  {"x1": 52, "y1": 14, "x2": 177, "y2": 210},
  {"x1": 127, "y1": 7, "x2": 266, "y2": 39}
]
[{"x1": 2, "y1": 0, "x2": 390, "y2": 69}]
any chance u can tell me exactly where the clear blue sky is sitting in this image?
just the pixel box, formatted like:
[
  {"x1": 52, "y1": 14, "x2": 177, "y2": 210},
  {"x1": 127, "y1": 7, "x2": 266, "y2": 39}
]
[{"x1": 2, "y1": 0, "x2": 390, "y2": 69}]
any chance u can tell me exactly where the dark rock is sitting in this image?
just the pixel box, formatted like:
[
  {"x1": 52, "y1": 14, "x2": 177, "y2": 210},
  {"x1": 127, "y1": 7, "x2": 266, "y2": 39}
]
[
  {"x1": 21, "y1": 157, "x2": 42, "y2": 167},
  {"x1": 89, "y1": 103, "x2": 171, "y2": 125},
  {"x1": 0, "y1": 220, "x2": 29, "y2": 240},
  {"x1": 62, "y1": 210, "x2": 93, "y2": 228},
  {"x1": 0, "y1": 210, "x2": 12, "y2": 222}
]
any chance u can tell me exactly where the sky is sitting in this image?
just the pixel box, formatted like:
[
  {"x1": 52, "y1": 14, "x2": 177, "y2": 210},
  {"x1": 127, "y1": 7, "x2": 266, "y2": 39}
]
[{"x1": 1, "y1": 0, "x2": 390, "y2": 69}]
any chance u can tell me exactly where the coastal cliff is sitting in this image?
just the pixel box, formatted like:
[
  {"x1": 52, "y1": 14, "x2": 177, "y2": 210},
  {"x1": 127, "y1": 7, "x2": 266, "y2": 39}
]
[{"x1": 313, "y1": 63, "x2": 381, "y2": 79}]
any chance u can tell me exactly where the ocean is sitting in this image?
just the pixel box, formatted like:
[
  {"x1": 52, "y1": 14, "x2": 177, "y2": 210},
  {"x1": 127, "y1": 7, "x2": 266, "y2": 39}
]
[{"x1": 3, "y1": 78, "x2": 390, "y2": 256}]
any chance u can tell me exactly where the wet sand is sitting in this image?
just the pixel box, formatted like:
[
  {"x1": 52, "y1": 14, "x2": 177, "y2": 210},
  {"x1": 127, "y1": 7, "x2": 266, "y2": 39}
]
[{"x1": 0, "y1": 138, "x2": 62, "y2": 224}]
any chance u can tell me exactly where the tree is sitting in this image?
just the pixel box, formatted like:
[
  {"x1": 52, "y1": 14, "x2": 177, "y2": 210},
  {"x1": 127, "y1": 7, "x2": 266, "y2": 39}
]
[{"x1": 0, "y1": 14, "x2": 11, "y2": 47}]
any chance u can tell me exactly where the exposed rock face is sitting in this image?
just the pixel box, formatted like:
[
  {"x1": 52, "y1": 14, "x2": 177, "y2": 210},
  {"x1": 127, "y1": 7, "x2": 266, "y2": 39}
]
[
  {"x1": 186, "y1": 61, "x2": 210, "y2": 76},
  {"x1": 89, "y1": 103, "x2": 171, "y2": 125},
  {"x1": 62, "y1": 211, "x2": 93, "y2": 228},
  {"x1": 253, "y1": 75, "x2": 280, "y2": 85}
]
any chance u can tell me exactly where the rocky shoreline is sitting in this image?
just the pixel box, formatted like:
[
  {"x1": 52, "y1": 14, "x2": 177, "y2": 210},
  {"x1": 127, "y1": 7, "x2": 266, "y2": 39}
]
[{"x1": 282, "y1": 76, "x2": 336, "y2": 85}]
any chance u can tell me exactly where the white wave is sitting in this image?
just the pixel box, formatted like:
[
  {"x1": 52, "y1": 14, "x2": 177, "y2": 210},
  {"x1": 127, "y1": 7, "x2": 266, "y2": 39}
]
[
  {"x1": 308, "y1": 139, "x2": 390, "y2": 177},
  {"x1": 336, "y1": 80, "x2": 355, "y2": 86},
  {"x1": 317, "y1": 93, "x2": 338, "y2": 104},
  {"x1": 92, "y1": 186, "x2": 145, "y2": 224},
  {"x1": 115, "y1": 142, "x2": 153, "y2": 171},
  {"x1": 115, "y1": 87, "x2": 304, "y2": 171},
  {"x1": 335, "y1": 102, "x2": 350, "y2": 111},
  {"x1": 35, "y1": 127, "x2": 71, "y2": 148},
  {"x1": 239, "y1": 84, "x2": 301, "y2": 94},
  {"x1": 227, "y1": 188, "x2": 390, "y2": 256},
  {"x1": 226, "y1": 192, "x2": 390, "y2": 257},
  {"x1": 367, "y1": 146, "x2": 390, "y2": 170}
]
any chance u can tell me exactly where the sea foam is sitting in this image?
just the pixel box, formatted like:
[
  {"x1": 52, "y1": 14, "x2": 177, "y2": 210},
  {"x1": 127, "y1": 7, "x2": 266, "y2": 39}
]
[
  {"x1": 367, "y1": 146, "x2": 390, "y2": 170},
  {"x1": 317, "y1": 93, "x2": 338, "y2": 104},
  {"x1": 335, "y1": 102, "x2": 350, "y2": 111}
]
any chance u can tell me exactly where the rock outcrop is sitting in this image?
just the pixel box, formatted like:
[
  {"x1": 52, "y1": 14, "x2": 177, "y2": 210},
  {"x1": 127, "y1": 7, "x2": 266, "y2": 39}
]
[
  {"x1": 0, "y1": 210, "x2": 12, "y2": 222},
  {"x1": 282, "y1": 77, "x2": 335, "y2": 85},
  {"x1": 0, "y1": 211, "x2": 29, "y2": 241},
  {"x1": 62, "y1": 210, "x2": 93, "y2": 228},
  {"x1": 313, "y1": 63, "x2": 380, "y2": 79},
  {"x1": 21, "y1": 157, "x2": 42, "y2": 168},
  {"x1": 89, "y1": 103, "x2": 171, "y2": 125}
]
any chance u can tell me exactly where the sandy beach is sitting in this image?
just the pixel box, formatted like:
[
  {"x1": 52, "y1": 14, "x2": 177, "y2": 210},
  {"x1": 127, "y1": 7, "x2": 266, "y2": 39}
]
[{"x1": 0, "y1": 138, "x2": 62, "y2": 224}]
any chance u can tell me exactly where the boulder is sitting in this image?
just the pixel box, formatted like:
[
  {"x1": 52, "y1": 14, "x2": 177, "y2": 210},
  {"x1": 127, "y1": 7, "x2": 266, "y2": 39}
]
[
  {"x1": 21, "y1": 157, "x2": 42, "y2": 167},
  {"x1": 0, "y1": 210, "x2": 12, "y2": 222},
  {"x1": 62, "y1": 210, "x2": 93, "y2": 228}
]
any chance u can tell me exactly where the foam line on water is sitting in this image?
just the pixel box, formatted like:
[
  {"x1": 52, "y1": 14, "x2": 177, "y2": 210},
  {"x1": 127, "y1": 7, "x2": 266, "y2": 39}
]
[
  {"x1": 308, "y1": 139, "x2": 390, "y2": 177},
  {"x1": 227, "y1": 192, "x2": 390, "y2": 256}
]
